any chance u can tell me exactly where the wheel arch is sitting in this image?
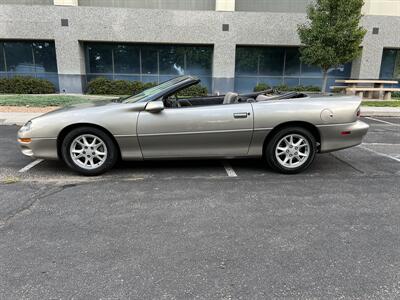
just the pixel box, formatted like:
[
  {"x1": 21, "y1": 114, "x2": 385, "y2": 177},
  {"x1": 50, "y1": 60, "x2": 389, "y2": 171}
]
[
  {"x1": 57, "y1": 123, "x2": 122, "y2": 159},
  {"x1": 263, "y1": 121, "x2": 321, "y2": 154}
]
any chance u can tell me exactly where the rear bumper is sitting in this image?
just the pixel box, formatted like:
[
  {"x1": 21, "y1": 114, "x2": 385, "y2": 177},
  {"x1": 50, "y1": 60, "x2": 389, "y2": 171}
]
[
  {"x1": 18, "y1": 138, "x2": 58, "y2": 159},
  {"x1": 317, "y1": 120, "x2": 369, "y2": 153}
]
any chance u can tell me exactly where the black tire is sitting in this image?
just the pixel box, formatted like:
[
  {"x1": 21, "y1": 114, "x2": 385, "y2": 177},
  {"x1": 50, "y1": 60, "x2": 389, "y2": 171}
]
[
  {"x1": 61, "y1": 127, "x2": 118, "y2": 176},
  {"x1": 264, "y1": 126, "x2": 317, "y2": 174}
]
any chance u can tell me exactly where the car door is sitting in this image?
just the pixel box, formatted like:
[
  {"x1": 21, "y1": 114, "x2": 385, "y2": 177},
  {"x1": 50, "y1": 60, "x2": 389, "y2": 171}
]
[{"x1": 137, "y1": 102, "x2": 254, "y2": 158}]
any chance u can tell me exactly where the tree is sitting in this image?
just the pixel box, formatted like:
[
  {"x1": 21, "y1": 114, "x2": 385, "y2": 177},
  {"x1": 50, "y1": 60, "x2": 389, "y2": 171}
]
[{"x1": 297, "y1": 0, "x2": 367, "y2": 92}]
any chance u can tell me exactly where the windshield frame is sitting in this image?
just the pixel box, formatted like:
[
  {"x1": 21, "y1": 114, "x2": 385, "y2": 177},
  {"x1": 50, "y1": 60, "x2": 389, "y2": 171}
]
[{"x1": 122, "y1": 76, "x2": 199, "y2": 104}]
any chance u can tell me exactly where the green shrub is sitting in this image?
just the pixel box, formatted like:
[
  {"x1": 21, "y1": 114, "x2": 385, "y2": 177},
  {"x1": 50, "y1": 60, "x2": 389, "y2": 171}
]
[
  {"x1": 303, "y1": 85, "x2": 321, "y2": 92},
  {"x1": 253, "y1": 83, "x2": 321, "y2": 93},
  {"x1": 87, "y1": 78, "x2": 158, "y2": 95},
  {"x1": 253, "y1": 83, "x2": 271, "y2": 92},
  {"x1": 87, "y1": 77, "x2": 208, "y2": 97},
  {"x1": 177, "y1": 84, "x2": 208, "y2": 97},
  {"x1": 0, "y1": 76, "x2": 55, "y2": 94},
  {"x1": 274, "y1": 84, "x2": 290, "y2": 91},
  {"x1": 392, "y1": 91, "x2": 400, "y2": 99}
]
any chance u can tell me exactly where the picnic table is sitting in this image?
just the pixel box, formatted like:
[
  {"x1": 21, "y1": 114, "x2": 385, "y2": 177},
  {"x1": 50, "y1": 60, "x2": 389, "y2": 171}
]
[{"x1": 331, "y1": 79, "x2": 400, "y2": 100}]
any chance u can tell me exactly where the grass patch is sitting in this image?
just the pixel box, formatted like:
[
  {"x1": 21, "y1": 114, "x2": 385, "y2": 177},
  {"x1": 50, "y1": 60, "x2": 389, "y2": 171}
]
[
  {"x1": 362, "y1": 99, "x2": 400, "y2": 107},
  {"x1": 0, "y1": 94, "x2": 119, "y2": 107},
  {"x1": 2, "y1": 176, "x2": 19, "y2": 184}
]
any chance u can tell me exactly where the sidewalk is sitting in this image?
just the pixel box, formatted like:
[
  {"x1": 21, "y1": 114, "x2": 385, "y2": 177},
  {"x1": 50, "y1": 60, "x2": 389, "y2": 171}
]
[{"x1": 1, "y1": 107, "x2": 400, "y2": 126}]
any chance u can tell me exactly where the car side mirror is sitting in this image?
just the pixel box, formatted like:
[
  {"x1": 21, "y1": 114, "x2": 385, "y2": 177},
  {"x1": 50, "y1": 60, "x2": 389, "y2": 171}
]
[{"x1": 145, "y1": 100, "x2": 164, "y2": 113}]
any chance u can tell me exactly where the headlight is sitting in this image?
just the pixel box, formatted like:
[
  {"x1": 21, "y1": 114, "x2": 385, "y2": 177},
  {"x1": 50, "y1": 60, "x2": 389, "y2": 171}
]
[{"x1": 19, "y1": 121, "x2": 32, "y2": 133}]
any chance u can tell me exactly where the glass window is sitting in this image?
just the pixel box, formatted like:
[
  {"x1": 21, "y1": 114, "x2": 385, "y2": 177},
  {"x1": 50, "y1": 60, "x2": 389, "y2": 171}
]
[
  {"x1": 84, "y1": 42, "x2": 213, "y2": 92},
  {"x1": 284, "y1": 48, "x2": 300, "y2": 76},
  {"x1": 0, "y1": 43, "x2": 5, "y2": 72},
  {"x1": 235, "y1": 47, "x2": 259, "y2": 76},
  {"x1": 185, "y1": 46, "x2": 212, "y2": 76},
  {"x1": 141, "y1": 46, "x2": 158, "y2": 75},
  {"x1": 300, "y1": 78, "x2": 323, "y2": 87},
  {"x1": 32, "y1": 41, "x2": 58, "y2": 73},
  {"x1": 379, "y1": 49, "x2": 400, "y2": 79},
  {"x1": 284, "y1": 77, "x2": 301, "y2": 86},
  {"x1": 113, "y1": 44, "x2": 140, "y2": 74},
  {"x1": 159, "y1": 46, "x2": 185, "y2": 75},
  {"x1": 87, "y1": 43, "x2": 113, "y2": 74},
  {"x1": 234, "y1": 45, "x2": 352, "y2": 93},
  {"x1": 4, "y1": 41, "x2": 34, "y2": 73},
  {"x1": 259, "y1": 47, "x2": 285, "y2": 76},
  {"x1": 301, "y1": 63, "x2": 322, "y2": 76},
  {"x1": 328, "y1": 64, "x2": 352, "y2": 77}
]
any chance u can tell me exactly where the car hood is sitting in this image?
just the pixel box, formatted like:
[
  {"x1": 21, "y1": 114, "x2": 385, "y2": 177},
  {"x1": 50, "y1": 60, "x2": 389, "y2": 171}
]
[{"x1": 35, "y1": 99, "x2": 119, "y2": 119}]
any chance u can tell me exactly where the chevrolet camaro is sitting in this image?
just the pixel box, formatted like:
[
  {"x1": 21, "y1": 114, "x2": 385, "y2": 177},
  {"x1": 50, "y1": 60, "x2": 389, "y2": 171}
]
[{"x1": 18, "y1": 75, "x2": 369, "y2": 175}]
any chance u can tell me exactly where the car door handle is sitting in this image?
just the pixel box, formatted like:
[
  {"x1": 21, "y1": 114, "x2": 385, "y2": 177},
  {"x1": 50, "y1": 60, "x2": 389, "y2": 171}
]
[{"x1": 233, "y1": 112, "x2": 249, "y2": 119}]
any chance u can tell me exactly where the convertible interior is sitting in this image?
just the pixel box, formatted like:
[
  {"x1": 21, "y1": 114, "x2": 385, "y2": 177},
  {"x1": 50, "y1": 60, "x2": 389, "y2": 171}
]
[{"x1": 163, "y1": 89, "x2": 309, "y2": 108}]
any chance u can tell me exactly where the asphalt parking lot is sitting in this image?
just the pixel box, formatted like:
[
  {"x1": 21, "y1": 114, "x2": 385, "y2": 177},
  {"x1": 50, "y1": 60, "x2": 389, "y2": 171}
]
[{"x1": 1, "y1": 117, "x2": 400, "y2": 298}]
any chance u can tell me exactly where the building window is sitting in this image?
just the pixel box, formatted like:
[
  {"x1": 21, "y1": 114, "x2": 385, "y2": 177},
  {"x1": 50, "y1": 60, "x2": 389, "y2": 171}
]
[
  {"x1": 379, "y1": 49, "x2": 400, "y2": 82},
  {"x1": 0, "y1": 40, "x2": 59, "y2": 89},
  {"x1": 85, "y1": 43, "x2": 213, "y2": 91},
  {"x1": 234, "y1": 46, "x2": 352, "y2": 92}
]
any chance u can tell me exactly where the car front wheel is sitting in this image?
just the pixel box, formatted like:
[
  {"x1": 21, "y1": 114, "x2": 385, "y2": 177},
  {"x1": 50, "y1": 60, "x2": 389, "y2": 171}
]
[
  {"x1": 61, "y1": 127, "x2": 118, "y2": 176},
  {"x1": 265, "y1": 127, "x2": 317, "y2": 174}
]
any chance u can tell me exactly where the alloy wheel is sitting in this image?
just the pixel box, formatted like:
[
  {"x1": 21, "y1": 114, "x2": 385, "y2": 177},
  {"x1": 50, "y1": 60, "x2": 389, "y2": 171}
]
[
  {"x1": 275, "y1": 134, "x2": 310, "y2": 169},
  {"x1": 70, "y1": 134, "x2": 108, "y2": 170}
]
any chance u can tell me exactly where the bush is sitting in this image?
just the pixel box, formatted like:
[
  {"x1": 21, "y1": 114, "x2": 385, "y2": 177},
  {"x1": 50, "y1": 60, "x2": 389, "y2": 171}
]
[
  {"x1": 392, "y1": 91, "x2": 400, "y2": 99},
  {"x1": 253, "y1": 83, "x2": 271, "y2": 92},
  {"x1": 177, "y1": 84, "x2": 208, "y2": 97},
  {"x1": 0, "y1": 76, "x2": 55, "y2": 94},
  {"x1": 86, "y1": 77, "x2": 157, "y2": 95},
  {"x1": 253, "y1": 83, "x2": 321, "y2": 93},
  {"x1": 87, "y1": 77, "x2": 208, "y2": 97}
]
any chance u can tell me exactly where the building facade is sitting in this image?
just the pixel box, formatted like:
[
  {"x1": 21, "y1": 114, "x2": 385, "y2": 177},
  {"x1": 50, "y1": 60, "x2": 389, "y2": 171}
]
[{"x1": 0, "y1": 0, "x2": 400, "y2": 94}]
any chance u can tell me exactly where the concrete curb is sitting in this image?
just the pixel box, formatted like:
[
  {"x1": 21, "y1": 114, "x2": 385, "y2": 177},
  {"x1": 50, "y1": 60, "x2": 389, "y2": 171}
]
[{"x1": 360, "y1": 107, "x2": 400, "y2": 117}]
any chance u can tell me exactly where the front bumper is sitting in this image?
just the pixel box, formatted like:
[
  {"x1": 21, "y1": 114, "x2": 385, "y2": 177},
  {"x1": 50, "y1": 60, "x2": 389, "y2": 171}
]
[
  {"x1": 318, "y1": 120, "x2": 369, "y2": 153},
  {"x1": 18, "y1": 137, "x2": 58, "y2": 159}
]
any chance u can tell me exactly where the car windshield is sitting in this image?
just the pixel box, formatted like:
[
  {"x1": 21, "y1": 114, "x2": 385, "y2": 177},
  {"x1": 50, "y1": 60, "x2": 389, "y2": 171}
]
[{"x1": 122, "y1": 76, "x2": 189, "y2": 103}]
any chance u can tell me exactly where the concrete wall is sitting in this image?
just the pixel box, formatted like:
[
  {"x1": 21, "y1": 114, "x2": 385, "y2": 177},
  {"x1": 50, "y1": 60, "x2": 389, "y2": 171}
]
[
  {"x1": 363, "y1": 0, "x2": 400, "y2": 17},
  {"x1": 0, "y1": 4, "x2": 399, "y2": 93}
]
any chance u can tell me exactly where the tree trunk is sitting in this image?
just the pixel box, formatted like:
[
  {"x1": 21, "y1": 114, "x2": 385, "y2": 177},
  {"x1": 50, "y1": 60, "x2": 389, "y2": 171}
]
[{"x1": 322, "y1": 69, "x2": 328, "y2": 93}]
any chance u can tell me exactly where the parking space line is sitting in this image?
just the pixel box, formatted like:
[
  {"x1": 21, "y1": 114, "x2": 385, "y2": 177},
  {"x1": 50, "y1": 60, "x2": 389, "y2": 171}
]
[
  {"x1": 363, "y1": 143, "x2": 400, "y2": 146},
  {"x1": 358, "y1": 145, "x2": 400, "y2": 163},
  {"x1": 365, "y1": 117, "x2": 400, "y2": 126},
  {"x1": 18, "y1": 159, "x2": 44, "y2": 173},
  {"x1": 222, "y1": 161, "x2": 238, "y2": 177}
]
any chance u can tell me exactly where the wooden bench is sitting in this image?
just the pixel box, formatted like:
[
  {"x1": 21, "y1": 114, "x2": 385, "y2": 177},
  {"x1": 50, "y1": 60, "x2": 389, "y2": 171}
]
[{"x1": 334, "y1": 79, "x2": 399, "y2": 100}]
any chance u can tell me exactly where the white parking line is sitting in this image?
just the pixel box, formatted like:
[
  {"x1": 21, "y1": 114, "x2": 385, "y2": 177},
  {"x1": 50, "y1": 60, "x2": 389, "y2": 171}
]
[
  {"x1": 18, "y1": 159, "x2": 44, "y2": 173},
  {"x1": 363, "y1": 143, "x2": 400, "y2": 146},
  {"x1": 365, "y1": 117, "x2": 400, "y2": 126},
  {"x1": 358, "y1": 145, "x2": 400, "y2": 163},
  {"x1": 222, "y1": 161, "x2": 237, "y2": 177}
]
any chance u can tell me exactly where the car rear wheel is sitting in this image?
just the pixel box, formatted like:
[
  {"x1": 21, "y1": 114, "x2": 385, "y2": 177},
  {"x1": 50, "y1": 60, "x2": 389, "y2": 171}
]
[
  {"x1": 61, "y1": 127, "x2": 118, "y2": 176},
  {"x1": 264, "y1": 127, "x2": 316, "y2": 174}
]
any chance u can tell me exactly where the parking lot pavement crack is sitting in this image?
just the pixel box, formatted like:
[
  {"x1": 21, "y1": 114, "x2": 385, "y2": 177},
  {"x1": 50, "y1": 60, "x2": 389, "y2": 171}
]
[
  {"x1": 0, "y1": 184, "x2": 72, "y2": 229},
  {"x1": 329, "y1": 153, "x2": 365, "y2": 174}
]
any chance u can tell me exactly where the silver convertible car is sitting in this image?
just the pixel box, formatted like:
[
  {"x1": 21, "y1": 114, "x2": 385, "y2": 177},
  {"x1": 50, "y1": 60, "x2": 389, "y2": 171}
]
[{"x1": 18, "y1": 76, "x2": 369, "y2": 175}]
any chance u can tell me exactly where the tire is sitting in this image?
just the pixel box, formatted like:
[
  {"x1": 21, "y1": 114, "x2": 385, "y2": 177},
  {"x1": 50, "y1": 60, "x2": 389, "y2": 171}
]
[
  {"x1": 264, "y1": 126, "x2": 317, "y2": 174},
  {"x1": 61, "y1": 127, "x2": 118, "y2": 176}
]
